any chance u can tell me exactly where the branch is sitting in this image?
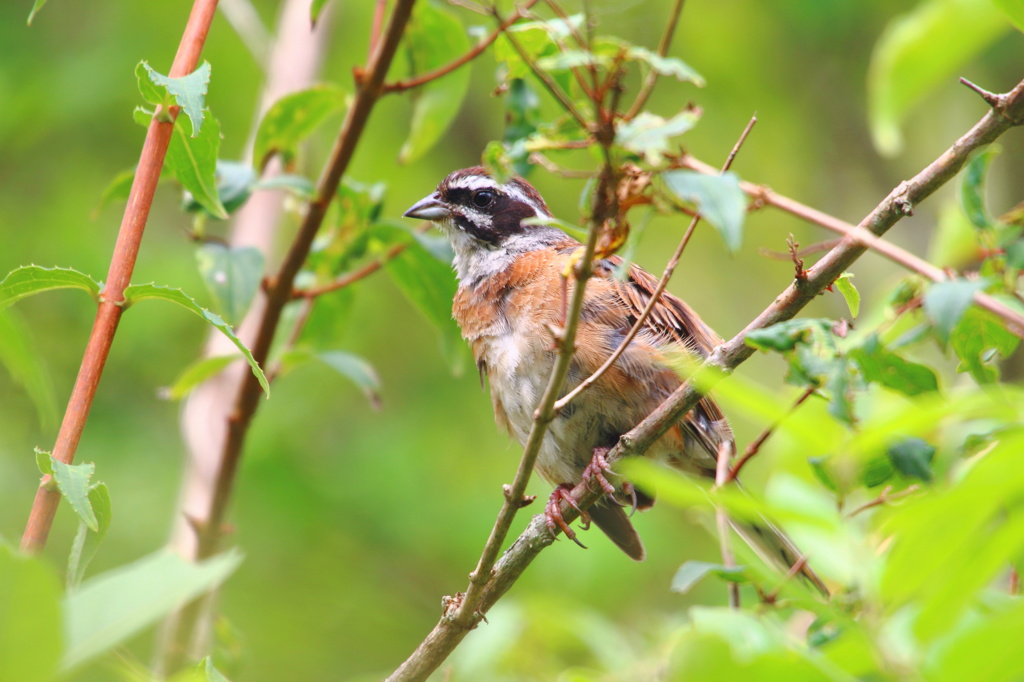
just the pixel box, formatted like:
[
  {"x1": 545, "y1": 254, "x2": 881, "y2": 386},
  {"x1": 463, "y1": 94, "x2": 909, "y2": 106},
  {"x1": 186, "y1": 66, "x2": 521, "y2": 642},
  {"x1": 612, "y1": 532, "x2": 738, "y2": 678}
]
[
  {"x1": 386, "y1": 76, "x2": 1024, "y2": 680},
  {"x1": 20, "y1": 0, "x2": 219, "y2": 554},
  {"x1": 383, "y1": 0, "x2": 540, "y2": 93},
  {"x1": 727, "y1": 385, "x2": 816, "y2": 482},
  {"x1": 624, "y1": 0, "x2": 685, "y2": 120}
]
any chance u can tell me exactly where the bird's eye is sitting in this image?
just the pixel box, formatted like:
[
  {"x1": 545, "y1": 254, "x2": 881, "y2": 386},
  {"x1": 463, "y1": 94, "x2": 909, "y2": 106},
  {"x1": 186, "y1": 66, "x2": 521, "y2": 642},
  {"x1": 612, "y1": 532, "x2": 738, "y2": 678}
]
[{"x1": 472, "y1": 190, "x2": 495, "y2": 208}]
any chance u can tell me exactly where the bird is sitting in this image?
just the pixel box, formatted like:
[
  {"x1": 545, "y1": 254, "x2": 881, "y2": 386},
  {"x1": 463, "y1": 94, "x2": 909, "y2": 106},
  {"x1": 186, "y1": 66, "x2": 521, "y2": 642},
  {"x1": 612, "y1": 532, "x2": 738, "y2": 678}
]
[{"x1": 404, "y1": 166, "x2": 826, "y2": 594}]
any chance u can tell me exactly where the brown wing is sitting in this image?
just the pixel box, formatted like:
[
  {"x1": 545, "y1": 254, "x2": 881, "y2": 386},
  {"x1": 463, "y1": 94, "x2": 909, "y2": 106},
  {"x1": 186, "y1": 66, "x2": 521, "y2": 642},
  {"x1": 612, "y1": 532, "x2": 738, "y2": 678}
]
[{"x1": 597, "y1": 255, "x2": 733, "y2": 467}]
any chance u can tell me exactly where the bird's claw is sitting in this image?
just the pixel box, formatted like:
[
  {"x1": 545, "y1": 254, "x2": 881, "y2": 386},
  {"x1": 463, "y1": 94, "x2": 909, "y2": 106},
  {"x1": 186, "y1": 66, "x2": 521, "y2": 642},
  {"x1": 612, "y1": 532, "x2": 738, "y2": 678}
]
[{"x1": 545, "y1": 485, "x2": 590, "y2": 548}]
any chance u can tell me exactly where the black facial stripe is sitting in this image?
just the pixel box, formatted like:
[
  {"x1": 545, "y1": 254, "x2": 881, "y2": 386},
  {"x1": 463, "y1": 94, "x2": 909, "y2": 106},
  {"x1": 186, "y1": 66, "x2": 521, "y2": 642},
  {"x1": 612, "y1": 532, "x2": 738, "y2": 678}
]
[{"x1": 454, "y1": 213, "x2": 501, "y2": 246}]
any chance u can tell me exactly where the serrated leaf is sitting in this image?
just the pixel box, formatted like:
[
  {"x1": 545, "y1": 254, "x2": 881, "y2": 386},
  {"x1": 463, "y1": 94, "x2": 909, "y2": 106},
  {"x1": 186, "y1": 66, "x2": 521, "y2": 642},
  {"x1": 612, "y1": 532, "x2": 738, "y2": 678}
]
[
  {"x1": 166, "y1": 108, "x2": 227, "y2": 219},
  {"x1": 867, "y1": 0, "x2": 1009, "y2": 155},
  {"x1": 922, "y1": 278, "x2": 989, "y2": 345},
  {"x1": 616, "y1": 110, "x2": 700, "y2": 166},
  {"x1": 62, "y1": 550, "x2": 242, "y2": 671},
  {"x1": 253, "y1": 85, "x2": 346, "y2": 170},
  {"x1": 661, "y1": 171, "x2": 746, "y2": 253},
  {"x1": 626, "y1": 46, "x2": 705, "y2": 85},
  {"x1": 67, "y1": 483, "x2": 111, "y2": 588},
  {"x1": 671, "y1": 561, "x2": 748, "y2": 595},
  {"x1": 50, "y1": 459, "x2": 98, "y2": 531},
  {"x1": 745, "y1": 319, "x2": 832, "y2": 353},
  {"x1": 0, "y1": 545, "x2": 62, "y2": 682},
  {"x1": 35, "y1": 447, "x2": 53, "y2": 476},
  {"x1": 137, "y1": 61, "x2": 212, "y2": 136},
  {"x1": 122, "y1": 284, "x2": 269, "y2": 397},
  {"x1": 887, "y1": 436, "x2": 935, "y2": 482},
  {"x1": 960, "y1": 147, "x2": 999, "y2": 230},
  {"x1": 950, "y1": 306, "x2": 1021, "y2": 383},
  {"x1": 165, "y1": 354, "x2": 239, "y2": 401},
  {"x1": 536, "y1": 50, "x2": 611, "y2": 71},
  {"x1": 834, "y1": 273, "x2": 860, "y2": 318},
  {"x1": 0, "y1": 265, "x2": 102, "y2": 311},
  {"x1": 850, "y1": 334, "x2": 939, "y2": 396},
  {"x1": 0, "y1": 309, "x2": 57, "y2": 428},
  {"x1": 195, "y1": 243, "x2": 265, "y2": 324},
  {"x1": 399, "y1": 3, "x2": 472, "y2": 163}
]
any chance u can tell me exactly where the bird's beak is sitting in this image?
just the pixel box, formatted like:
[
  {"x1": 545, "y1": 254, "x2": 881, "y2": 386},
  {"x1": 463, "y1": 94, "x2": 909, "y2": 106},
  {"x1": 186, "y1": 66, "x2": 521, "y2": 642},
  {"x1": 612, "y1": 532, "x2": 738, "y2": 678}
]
[{"x1": 403, "y1": 193, "x2": 450, "y2": 221}]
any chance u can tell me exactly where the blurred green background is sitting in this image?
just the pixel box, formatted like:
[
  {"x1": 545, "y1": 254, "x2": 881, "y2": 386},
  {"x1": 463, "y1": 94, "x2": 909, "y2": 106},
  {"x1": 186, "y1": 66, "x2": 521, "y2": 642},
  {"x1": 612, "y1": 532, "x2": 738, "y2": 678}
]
[{"x1": 1, "y1": 0, "x2": 1021, "y2": 679}]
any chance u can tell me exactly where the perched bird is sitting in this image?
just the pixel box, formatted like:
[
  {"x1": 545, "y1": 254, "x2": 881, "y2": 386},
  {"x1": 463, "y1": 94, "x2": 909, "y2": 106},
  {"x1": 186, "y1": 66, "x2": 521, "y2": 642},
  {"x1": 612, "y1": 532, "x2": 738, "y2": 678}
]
[{"x1": 405, "y1": 166, "x2": 825, "y2": 593}]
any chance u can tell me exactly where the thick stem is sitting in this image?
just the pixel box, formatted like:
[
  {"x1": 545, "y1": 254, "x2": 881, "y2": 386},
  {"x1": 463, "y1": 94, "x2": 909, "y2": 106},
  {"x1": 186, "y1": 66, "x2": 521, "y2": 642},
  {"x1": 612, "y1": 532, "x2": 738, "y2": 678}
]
[{"x1": 20, "y1": 0, "x2": 220, "y2": 554}]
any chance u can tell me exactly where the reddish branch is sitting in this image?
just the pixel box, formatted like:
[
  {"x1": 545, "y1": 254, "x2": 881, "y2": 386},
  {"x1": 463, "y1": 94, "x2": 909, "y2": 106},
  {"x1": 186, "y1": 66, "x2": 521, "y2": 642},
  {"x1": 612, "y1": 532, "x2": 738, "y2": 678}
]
[
  {"x1": 20, "y1": 0, "x2": 220, "y2": 554},
  {"x1": 387, "y1": 77, "x2": 1024, "y2": 681}
]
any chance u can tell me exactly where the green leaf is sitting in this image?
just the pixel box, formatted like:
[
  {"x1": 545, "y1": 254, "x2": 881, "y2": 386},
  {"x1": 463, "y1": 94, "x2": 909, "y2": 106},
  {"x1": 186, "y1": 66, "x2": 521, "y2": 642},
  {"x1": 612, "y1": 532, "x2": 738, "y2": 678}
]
[
  {"x1": 661, "y1": 171, "x2": 746, "y2": 253},
  {"x1": 849, "y1": 334, "x2": 939, "y2": 396},
  {"x1": 92, "y1": 167, "x2": 139, "y2": 217},
  {"x1": 398, "y1": 2, "x2": 472, "y2": 163},
  {"x1": 834, "y1": 273, "x2": 860, "y2": 318},
  {"x1": 0, "y1": 309, "x2": 57, "y2": 428},
  {"x1": 35, "y1": 447, "x2": 53, "y2": 476},
  {"x1": 50, "y1": 459, "x2": 98, "y2": 531},
  {"x1": 183, "y1": 160, "x2": 257, "y2": 216},
  {"x1": 253, "y1": 85, "x2": 346, "y2": 170},
  {"x1": 887, "y1": 436, "x2": 935, "y2": 482},
  {"x1": 166, "y1": 108, "x2": 228, "y2": 219},
  {"x1": 0, "y1": 265, "x2": 102, "y2": 311},
  {"x1": 122, "y1": 284, "x2": 269, "y2": 397},
  {"x1": 62, "y1": 549, "x2": 243, "y2": 670},
  {"x1": 1006, "y1": 239, "x2": 1024, "y2": 269},
  {"x1": 26, "y1": 0, "x2": 48, "y2": 25},
  {"x1": 992, "y1": 0, "x2": 1024, "y2": 31},
  {"x1": 494, "y1": 15, "x2": 583, "y2": 79},
  {"x1": 165, "y1": 354, "x2": 239, "y2": 400},
  {"x1": 280, "y1": 348, "x2": 381, "y2": 409},
  {"x1": 67, "y1": 483, "x2": 112, "y2": 588},
  {"x1": 861, "y1": 453, "x2": 896, "y2": 488},
  {"x1": 136, "y1": 61, "x2": 212, "y2": 136},
  {"x1": 372, "y1": 223, "x2": 464, "y2": 374},
  {"x1": 744, "y1": 319, "x2": 832, "y2": 353},
  {"x1": 950, "y1": 306, "x2": 1021, "y2": 383},
  {"x1": 199, "y1": 657, "x2": 230, "y2": 682},
  {"x1": 616, "y1": 110, "x2": 701, "y2": 166},
  {"x1": 867, "y1": 0, "x2": 1009, "y2": 156},
  {"x1": 0, "y1": 545, "x2": 62, "y2": 682},
  {"x1": 310, "y1": 0, "x2": 331, "y2": 26},
  {"x1": 195, "y1": 243, "x2": 265, "y2": 324},
  {"x1": 922, "y1": 278, "x2": 989, "y2": 345},
  {"x1": 960, "y1": 146, "x2": 999, "y2": 230},
  {"x1": 251, "y1": 173, "x2": 316, "y2": 198},
  {"x1": 626, "y1": 46, "x2": 705, "y2": 86},
  {"x1": 808, "y1": 456, "x2": 839, "y2": 492},
  {"x1": 671, "y1": 561, "x2": 748, "y2": 595},
  {"x1": 502, "y1": 78, "x2": 541, "y2": 176}
]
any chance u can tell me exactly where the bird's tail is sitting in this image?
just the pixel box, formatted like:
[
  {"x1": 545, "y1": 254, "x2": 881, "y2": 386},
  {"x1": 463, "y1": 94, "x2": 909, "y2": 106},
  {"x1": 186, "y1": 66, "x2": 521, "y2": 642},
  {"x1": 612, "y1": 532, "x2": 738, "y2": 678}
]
[{"x1": 730, "y1": 515, "x2": 828, "y2": 596}]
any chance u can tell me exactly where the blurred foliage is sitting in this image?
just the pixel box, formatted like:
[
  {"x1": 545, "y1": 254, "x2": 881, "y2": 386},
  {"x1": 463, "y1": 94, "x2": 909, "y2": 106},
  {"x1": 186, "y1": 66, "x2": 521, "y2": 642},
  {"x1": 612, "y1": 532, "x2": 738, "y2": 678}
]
[{"x1": 0, "y1": 0, "x2": 1022, "y2": 680}]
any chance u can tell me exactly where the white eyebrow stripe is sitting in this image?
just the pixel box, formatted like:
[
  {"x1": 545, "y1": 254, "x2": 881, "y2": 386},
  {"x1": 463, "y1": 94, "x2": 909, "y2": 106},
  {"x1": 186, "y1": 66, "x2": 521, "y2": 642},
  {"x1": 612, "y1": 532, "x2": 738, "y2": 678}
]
[
  {"x1": 448, "y1": 175, "x2": 499, "y2": 192},
  {"x1": 505, "y1": 183, "x2": 550, "y2": 218}
]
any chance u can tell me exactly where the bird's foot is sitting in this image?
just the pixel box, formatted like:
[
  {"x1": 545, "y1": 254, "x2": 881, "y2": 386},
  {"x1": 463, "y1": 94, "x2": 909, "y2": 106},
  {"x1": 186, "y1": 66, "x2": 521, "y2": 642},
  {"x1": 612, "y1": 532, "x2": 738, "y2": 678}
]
[
  {"x1": 545, "y1": 484, "x2": 590, "y2": 548},
  {"x1": 582, "y1": 447, "x2": 617, "y2": 496}
]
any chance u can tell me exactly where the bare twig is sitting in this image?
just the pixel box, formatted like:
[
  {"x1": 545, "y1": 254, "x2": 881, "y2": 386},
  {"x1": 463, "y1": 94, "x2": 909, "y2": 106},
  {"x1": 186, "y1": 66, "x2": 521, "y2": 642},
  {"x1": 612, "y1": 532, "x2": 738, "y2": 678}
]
[
  {"x1": 727, "y1": 385, "x2": 817, "y2": 482},
  {"x1": 678, "y1": 154, "x2": 1024, "y2": 338},
  {"x1": 20, "y1": 0, "x2": 220, "y2": 554},
  {"x1": 383, "y1": 0, "x2": 540, "y2": 93},
  {"x1": 553, "y1": 115, "x2": 756, "y2": 412},
  {"x1": 714, "y1": 441, "x2": 740, "y2": 609}
]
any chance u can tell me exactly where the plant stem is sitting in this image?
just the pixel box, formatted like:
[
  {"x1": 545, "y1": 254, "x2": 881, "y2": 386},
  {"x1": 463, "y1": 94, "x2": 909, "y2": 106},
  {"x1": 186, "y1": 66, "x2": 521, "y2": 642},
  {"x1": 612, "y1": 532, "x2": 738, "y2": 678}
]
[{"x1": 20, "y1": 0, "x2": 220, "y2": 554}]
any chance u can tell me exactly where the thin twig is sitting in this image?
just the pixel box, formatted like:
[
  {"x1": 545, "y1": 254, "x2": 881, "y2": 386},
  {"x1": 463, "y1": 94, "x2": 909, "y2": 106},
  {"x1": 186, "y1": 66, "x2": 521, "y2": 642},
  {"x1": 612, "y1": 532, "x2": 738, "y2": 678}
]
[
  {"x1": 714, "y1": 441, "x2": 741, "y2": 609},
  {"x1": 368, "y1": 0, "x2": 387, "y2": 60},
  {"x1": 625, "y1": 0, "x2": 685, "y2": 120},
  {"x1": 727, "y1": 385, "x2": 816, "y2": 482},
  {"x1": 553, "y1": 115, "x2": 756, "y2": 413},
  {"x1": 20, "y1": 0, "x2": 220, "y2": 554},
  {"x1": 383, "y1": 0, "x2": 541, "y2": 93},
  {"x1": 846, "y1": 485, "x2": 920, "y2": 518}
]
